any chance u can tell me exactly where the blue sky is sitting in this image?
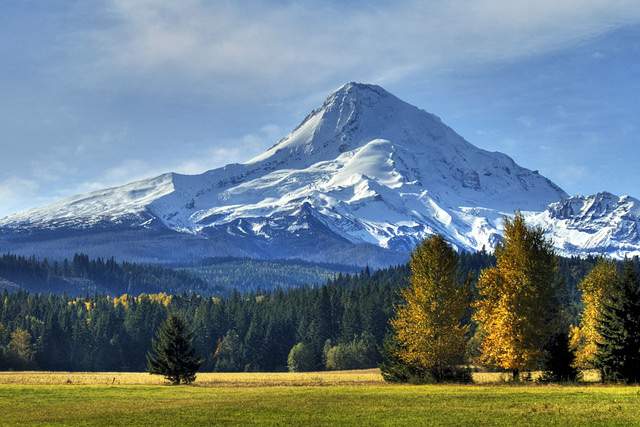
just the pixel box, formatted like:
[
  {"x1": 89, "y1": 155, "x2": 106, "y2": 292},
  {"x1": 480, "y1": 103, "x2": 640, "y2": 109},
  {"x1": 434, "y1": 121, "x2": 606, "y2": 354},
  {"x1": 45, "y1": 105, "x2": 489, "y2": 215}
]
[{"x1": 0, "y1": 0, "x2": 639, "y2": 216}]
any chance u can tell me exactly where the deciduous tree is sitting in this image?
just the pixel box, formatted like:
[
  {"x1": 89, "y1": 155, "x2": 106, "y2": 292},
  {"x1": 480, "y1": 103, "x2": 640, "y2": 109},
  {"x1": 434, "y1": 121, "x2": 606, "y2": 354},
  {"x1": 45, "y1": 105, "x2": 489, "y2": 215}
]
[
  {"x1": 389, "y1": 235, "x2": 471, "y2": 382},
  {"x1": 569, "y1": 260, "x2": 618, "y2": 369},
  {"x1": 287, "y1": 342, "x2": 316, "y2": 372},
  {"x1": 473, "y1": 213, "x2": 559, "y2": 380}
]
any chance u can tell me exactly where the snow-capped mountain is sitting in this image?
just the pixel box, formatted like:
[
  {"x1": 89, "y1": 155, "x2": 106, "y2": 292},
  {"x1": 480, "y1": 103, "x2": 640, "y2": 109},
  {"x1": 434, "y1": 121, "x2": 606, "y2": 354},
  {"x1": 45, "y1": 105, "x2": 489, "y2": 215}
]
[
  {"x1": 527, "y1": 192, "x2": 640, "y2": 259},
  {"x1": 0, "y1": 83, "x2": 638, "y2": 265}
]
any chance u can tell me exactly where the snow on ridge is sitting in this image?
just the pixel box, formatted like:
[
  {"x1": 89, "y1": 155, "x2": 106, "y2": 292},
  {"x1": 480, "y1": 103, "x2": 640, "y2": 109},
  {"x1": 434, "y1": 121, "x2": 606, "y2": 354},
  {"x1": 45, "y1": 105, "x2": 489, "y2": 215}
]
[
  {"x1": 526, "y1": 192, "x2": 640, "y2": 258},
  {"x1": 0, "y1": 82, "x2": 637, "y2": 260}
]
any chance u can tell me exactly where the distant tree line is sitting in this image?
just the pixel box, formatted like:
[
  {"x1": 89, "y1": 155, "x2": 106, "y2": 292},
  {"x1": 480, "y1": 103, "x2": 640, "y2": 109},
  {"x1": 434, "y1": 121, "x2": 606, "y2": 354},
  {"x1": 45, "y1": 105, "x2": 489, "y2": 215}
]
[
  {"x1": 182, "y1": 257, "x2": 358, "y2": 292},
  {"x1": 0, "y1": 253, "x2": 214, "y2": 295},
  {"x1": 0, "y1": 243, "x2": 633, "y2": 374}
]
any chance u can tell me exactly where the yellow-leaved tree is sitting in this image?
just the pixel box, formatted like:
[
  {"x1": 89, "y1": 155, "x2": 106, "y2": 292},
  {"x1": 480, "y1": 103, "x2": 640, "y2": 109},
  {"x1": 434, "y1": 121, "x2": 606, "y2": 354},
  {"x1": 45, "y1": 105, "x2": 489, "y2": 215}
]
[
  {"x1": 390, "y1": 235, "x2": 471, "y2": 382},
  {"x1": 569, "y1": 260, "x2": 618, "y2": 369},
  {"x1": 473, "y1": 213, "x2": 559, "y2": 380}
]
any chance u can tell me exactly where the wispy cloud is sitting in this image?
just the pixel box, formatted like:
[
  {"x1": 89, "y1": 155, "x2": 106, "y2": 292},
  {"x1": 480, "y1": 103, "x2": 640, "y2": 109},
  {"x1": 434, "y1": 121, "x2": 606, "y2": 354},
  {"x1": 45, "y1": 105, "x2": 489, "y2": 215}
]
[
  {"x1": 80, "y1": 0, "x2": 640, "y2": 98},
  {"x1": 0, "y1": 177, "x2": 42, "y2": 215},
  {"x1": 173, "y1": 125, "x2": 283, "y2": 174},
  {"x1": 2, "y1": 0, "x2": 639, "y2": 217}
]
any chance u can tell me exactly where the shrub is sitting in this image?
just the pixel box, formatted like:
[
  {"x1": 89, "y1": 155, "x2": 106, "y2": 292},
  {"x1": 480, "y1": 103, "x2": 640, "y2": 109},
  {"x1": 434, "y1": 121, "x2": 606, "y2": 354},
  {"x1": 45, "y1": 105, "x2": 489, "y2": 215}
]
[
  {"x1": 325, "y1": 336, "x2": 378, "y2": 371},
  {"x1": 287, "y1": 343, "x2": 316, "y2": 372}
]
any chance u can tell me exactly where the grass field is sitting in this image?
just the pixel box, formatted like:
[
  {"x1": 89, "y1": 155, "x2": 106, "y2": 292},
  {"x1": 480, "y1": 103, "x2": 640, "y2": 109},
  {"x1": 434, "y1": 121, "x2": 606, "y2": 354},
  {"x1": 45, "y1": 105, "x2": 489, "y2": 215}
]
[{"x1": 0, "y1": 370, "x2": 638, "y2": 426}]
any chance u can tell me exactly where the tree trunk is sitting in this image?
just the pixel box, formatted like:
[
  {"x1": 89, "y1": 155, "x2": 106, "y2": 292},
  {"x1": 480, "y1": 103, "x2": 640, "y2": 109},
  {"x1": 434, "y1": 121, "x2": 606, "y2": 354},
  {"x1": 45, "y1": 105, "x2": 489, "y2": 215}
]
[{"x1": 513, "y1": 369, "x2": 520, "y2": 382}]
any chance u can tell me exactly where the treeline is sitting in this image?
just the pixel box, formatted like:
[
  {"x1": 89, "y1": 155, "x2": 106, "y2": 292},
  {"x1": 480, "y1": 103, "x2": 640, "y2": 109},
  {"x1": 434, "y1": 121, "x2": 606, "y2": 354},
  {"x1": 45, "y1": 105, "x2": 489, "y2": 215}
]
[
  {"x1": 0, "y1": 266, "x2": 404, "y2": 372},
  {"x1": 0, "y1": 253, "x2": 214, "y2": 295},
  {"x1": 0, "y1": 246, "x2": 632, "y2": 373},
  {"x1": 0, "y1": 254, "x2": 491, "y2": 372},
  {"x1": 182, "y1": 257, "x2": 358, "y2": 292}
]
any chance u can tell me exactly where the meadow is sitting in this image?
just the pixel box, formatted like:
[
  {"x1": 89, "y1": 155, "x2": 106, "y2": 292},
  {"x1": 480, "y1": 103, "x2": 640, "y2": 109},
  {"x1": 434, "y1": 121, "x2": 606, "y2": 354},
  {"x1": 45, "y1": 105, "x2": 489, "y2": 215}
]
[{"x1": 0, "y1": 370, "x2": 638, "y2": 426}]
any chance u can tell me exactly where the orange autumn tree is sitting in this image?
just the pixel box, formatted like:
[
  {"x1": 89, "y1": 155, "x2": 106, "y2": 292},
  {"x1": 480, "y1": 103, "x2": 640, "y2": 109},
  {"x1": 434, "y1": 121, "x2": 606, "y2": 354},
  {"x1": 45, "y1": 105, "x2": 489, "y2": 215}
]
[
  {"x1": 390, "y1": 235, "x2": 471, "y2": 382},
  {"x1": 569, "y1": 260, "x2": 619, "y2": 369},
  {"x1": 473, "y1": 213, "x2": 559, "y2": 381}
]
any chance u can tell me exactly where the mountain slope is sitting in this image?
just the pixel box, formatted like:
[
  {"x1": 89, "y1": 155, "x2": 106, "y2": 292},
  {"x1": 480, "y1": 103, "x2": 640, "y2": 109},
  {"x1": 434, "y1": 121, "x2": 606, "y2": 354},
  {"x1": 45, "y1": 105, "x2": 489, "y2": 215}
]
[
  {"x1": 0, "y1": 82, "x2": 636, "y2": 265},
  {"x1": 526, "y1": 192, "x2": 640, "y2": 258}
]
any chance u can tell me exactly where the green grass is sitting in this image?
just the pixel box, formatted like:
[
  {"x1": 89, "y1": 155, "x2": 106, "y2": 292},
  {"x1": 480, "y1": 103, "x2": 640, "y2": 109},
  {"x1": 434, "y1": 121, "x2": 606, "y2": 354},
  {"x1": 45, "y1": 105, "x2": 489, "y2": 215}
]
[{"x1": 1, "y1": 375, "x2": 640, "y2": 426}]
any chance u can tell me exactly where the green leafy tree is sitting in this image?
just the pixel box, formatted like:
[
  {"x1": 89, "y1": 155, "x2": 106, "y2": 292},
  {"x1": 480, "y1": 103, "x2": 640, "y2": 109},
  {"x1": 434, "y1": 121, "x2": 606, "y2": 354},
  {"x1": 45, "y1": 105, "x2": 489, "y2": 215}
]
[
  {"x1": 325, "y1": 335, "x2": 378, "y2": 370},
  {"x1": 147, "y1": 315, "x2": 203, "y2": 384},
  {"x1": 595, "y1": 262, "x2": 640, "y2": 383},
  {"x1": 287, "y1": 342, "x2": 316, "y2": 372}
]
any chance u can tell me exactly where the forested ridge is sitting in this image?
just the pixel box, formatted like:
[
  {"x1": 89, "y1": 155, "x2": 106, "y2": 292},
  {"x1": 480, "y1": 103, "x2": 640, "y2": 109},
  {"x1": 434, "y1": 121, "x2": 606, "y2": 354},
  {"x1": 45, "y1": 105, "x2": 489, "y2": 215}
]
[
  {"x1": 0, "y1": 250, "x2": 625, "y2": 373},
  {"x1": 0, "y1": 253, "x2": 213, "y2": 296},
  {"x1": 0, "y1": 254, "x2": 357, "y2": 295},
  {"x1": 182, "y1": 257, "x2": 359, "y2": 292}
]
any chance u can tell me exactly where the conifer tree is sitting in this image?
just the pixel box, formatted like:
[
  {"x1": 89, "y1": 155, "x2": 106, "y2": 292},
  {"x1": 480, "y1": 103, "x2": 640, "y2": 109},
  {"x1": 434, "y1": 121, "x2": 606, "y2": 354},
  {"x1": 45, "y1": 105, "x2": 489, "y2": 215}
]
[
  {"x1": 595, "y1": 262, "x2": 640, "y2": 383},
  {"x1": 473, "y1": 213, "x2": 559, "y2": 380},
  {"x1": 388, "y1": 235, "x2": 471, "y2": 382},
  {"x1": 541, "y1": 331, "x2": 579, "y2": 382},
  {"x1": 569, "y1": 260, "x2": 618, "y2": 369},
  {"x1": 213, "y1": 330, "x2": 244, "y2": 372},
  {"x1": 147, "y1": 315, "x2": 203, "y2": 384}
]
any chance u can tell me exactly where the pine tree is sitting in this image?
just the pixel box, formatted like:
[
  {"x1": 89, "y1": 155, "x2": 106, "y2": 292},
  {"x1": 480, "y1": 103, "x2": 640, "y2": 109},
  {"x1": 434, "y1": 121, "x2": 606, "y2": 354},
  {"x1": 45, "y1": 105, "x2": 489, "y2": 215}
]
[
  {"x1": 147, "y1": 315, "x2": 203, "y2": 384},
  {"x1": 541, "y1": 331, "x2": 579, "y2": 382},
  {"x1": 473, "y1": 213, "x2": 559, "y2": 380},
  {"x1": 569, "y1": 260, "x2": 618, "y2": 369},
  {"x1": 388, "y1": 235, "x2": 471, "y2": 382},
  {"x1": 595, "y1": 262, "x2": 640, "y2": 383},
  {"x1": 213, "y1": 330, "x2": 244, "y2": 372}
]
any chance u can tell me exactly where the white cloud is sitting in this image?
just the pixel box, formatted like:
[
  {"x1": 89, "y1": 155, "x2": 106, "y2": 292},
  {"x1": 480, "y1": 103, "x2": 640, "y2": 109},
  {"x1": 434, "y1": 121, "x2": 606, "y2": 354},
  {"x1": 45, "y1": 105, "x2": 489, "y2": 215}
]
[
  {"x1": 555, "y1": 164, "x2": 589, "y2": 186},
  {"x1": 4, "y1": 1, "x2": 640, "y2": 217},
  {"x1": 83, "y1": 0, "x2": 640, "y2": 98},
  {"x1": 0, "y1": 177, "x2": 42, "y2": 216},
  {"x1": 517, "y1": 115, "x2": 536, "y2": 128},
  {"x1": 174, "y1": 124, "x2": 283, "y2": 174}
]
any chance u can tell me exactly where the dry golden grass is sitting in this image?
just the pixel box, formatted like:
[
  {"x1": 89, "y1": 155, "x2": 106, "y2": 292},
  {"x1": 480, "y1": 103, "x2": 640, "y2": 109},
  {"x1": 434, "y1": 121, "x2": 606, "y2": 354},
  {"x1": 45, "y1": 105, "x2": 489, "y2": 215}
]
[
  {"x1": 0, "y1": 369, "x2": 384, "y2": 386},
  {"x1": 0, "y1": 368, "x2": 601, "y2": 387}
]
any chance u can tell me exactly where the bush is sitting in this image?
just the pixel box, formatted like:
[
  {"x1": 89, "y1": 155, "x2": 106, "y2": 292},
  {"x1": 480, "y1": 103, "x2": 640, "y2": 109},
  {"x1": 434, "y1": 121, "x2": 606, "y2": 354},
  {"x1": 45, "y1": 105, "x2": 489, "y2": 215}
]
[
  {"x1": 379, "y1": 334, "x2": 472, "y2": 384},
  {"x1": 287, "y1": 343, "x2": 316, "y2": 372},
  {"x1": 324, "y1": 336, "x2": 378, "y2": 371}
]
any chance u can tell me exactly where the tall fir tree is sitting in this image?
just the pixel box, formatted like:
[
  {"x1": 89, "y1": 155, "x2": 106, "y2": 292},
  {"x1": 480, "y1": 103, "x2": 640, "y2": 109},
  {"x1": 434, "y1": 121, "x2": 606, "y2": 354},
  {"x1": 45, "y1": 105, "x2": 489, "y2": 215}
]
[
  {"x1": 595, "y1": 262, "x2": 640, "y2": 383},
  {"x1": 473, "y1": 213, "x2": 559, "y2": 380},
  {"x1": 387, "y1": 235, "x2": 471, "y2": 382},
  {"x1": 147, "y1": 315, "x2": 203, "y2": 384}
]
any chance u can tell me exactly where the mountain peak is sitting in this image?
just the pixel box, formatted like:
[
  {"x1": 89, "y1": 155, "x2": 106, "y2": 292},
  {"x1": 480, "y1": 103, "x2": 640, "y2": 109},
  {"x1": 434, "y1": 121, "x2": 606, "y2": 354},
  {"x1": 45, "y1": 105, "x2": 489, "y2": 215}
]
[
  {"x1": 3, "y1": 82, "x2": 608, "y2": 266},
  {"x1": 325, "y1": 82, "x2": 390, "y2": 105},
  {"x1": 248, "y1": 81, "x2": 442, "y2": 167}
]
